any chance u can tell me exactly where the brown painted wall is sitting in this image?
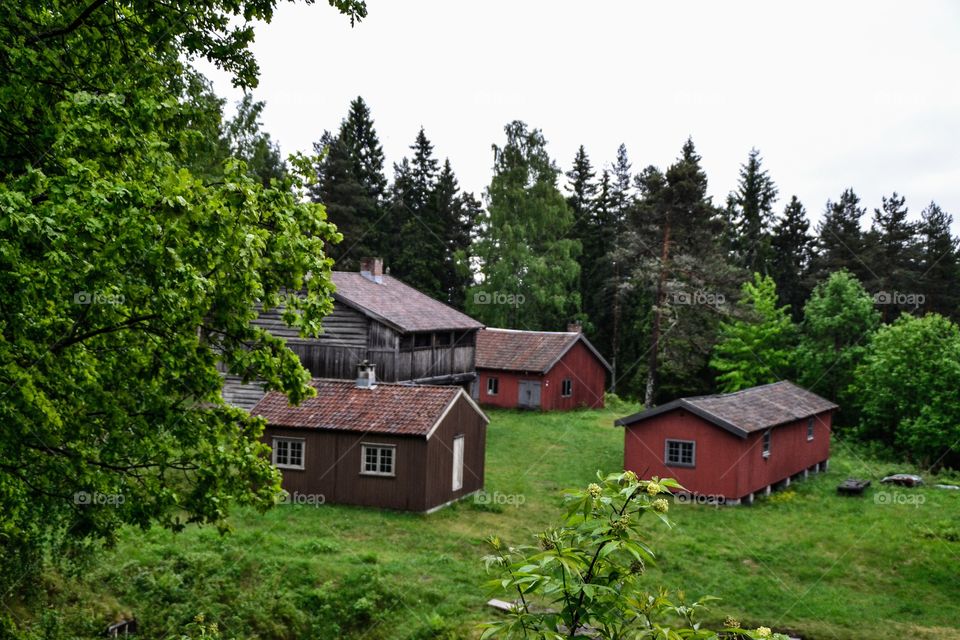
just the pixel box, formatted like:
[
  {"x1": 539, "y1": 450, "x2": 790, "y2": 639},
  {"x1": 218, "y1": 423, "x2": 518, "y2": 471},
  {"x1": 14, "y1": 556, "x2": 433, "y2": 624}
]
[
  {"x1": 263, "y1": 393, "x2": 486, "y2": 512},
  {"x1": 424, "y1": 396, "x2": 487, "y2": 509},
  {"x1": 264, "y1": 427, "x2": 429, "y2": 511}
]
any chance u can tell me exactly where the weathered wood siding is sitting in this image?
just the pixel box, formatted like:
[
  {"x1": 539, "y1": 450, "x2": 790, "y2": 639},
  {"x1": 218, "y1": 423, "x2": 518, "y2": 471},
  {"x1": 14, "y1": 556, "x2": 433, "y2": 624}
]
[{"x1": 252, "y1": 301, "x2": 478, "y2": 384}]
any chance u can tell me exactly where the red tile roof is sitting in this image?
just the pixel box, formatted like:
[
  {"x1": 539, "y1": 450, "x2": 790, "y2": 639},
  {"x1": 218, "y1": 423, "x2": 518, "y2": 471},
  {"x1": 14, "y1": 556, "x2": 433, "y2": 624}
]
[
  {"x1": 331, "y1": 272, "x2": 483, "y2": 333},
  {"x1": 475, "y1": 328, "x2": 612, "y2": 374},
  {"x1": 250, "y1": 379, "x2": 484, "y2": 437},
  {"x1": 616, "y1": 381, "x2": 838, "y2": 438}
]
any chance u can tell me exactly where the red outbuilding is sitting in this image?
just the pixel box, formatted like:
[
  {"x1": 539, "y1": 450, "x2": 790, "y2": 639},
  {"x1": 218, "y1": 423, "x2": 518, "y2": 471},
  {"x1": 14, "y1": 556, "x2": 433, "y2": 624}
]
[
  {"x1": 473, "y1": 327, "x2": 611, "y2": 410},
  {"x1": 616, "y1": 381, "x2": 837, "y2": 504}
]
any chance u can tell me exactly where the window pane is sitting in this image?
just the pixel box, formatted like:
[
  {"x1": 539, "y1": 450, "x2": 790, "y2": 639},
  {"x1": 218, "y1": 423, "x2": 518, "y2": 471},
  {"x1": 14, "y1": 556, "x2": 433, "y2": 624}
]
[
  {"x1": 380, "y1": 448, "x2": 394, "y2": 474},
  {"x1": 290, "y1": 441, "x2": 303, "y2": 467},
  {"x1": 275, "y1": 440, "x2": 288, "y2": 465}
]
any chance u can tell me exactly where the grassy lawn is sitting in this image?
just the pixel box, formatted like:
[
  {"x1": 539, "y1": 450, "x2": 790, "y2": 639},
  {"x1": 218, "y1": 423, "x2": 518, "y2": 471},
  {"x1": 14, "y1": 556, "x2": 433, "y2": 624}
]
[{"x1": 34, "y1": 405, "x2": 960, "y2": 639}]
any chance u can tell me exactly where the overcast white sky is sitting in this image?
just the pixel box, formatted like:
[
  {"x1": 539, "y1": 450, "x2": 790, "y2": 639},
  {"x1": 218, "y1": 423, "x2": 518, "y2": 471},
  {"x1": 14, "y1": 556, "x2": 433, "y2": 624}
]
[{"x1": 198, "y1": 0, "x2": 960, "y2": 231}]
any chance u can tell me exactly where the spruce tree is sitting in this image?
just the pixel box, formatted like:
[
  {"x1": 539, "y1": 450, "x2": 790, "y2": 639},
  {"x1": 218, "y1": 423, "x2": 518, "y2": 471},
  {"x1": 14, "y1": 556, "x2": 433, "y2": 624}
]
[
  {"x1": 810, "y1": 188, "x2": 869, "y2": 284},
  {"x1": 864, "y1": 192, "x2": 921, "y2": 320},
  {"x1": 727, "y1": 148, "x2": 778, "y2": 274},
  {"x1": 916, "y1": 202, "x2": 960, "y2": 319},
  {"x1": 434, "y1": 159, "x2": 481, "y2": 309},
  {"x1": 770, "y1": 196, "x2": 813, "y2": 319},
  {"x1": 309, "y1": 96, "x2": 387, "y2": 268},
  {"x1": 565, "y1": 146, "x2": 600, "y2": 329},
  {"x1": 389, "y1": 128, "x2": 444, "y2": 297}
]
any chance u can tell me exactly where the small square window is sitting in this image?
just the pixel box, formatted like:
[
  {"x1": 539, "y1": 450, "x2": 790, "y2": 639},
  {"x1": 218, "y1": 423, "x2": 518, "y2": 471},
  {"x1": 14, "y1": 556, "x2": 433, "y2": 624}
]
[
  {"x1": 665, "y1": 439, "x2": 695, "y2": 467},
  {"x1": 486, "y1": 377, "x2": 499, "y2": 395},
  {"x1": 561, "y1": 379, "x2": 573, "y2": 397},
  {"x1": 414, "y1": 333, "x2": 432, "y2": 348},
  {"x1": 762, "y1": 430, "x2": 771, "y2": 458},
  {"x1": 361, "y1": 444, "x2": 396, "y2": 476},
  {"x1": 272, "y1": 437, "x2": 305, "y2": 470},
  {"x1": 807, "y1": 417, "x2": 815, "y2": 441}
]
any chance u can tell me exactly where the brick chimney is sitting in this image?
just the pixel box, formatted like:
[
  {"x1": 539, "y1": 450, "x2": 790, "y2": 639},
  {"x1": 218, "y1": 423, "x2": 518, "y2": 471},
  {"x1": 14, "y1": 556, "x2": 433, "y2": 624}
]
[
  {"x1": 567, "y1": 321, "x2": 582, "y2": 333},
  {"x1": 359, "y1": 257, "x2": 384, "y2": 284},
  {"x1": 356, "y1": 360, "x2": 377, "y2": 389}
]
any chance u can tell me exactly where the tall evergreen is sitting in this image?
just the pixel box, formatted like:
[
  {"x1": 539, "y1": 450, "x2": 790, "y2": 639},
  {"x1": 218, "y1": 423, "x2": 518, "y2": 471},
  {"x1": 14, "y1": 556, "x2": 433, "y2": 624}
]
[
  {"x1": 565, "y1": 146, "x2": 600, "y2": 328},
  {"x1": 434, "y1": 159, "x2": 481, "y2": 309},
  {"x1": 916, "y1": 202, "x2": 960, "y2": 319},
  {"x1": 309, "y1": 96, "x2": 387, "y2": 269},
  {"x1": 223, "y1": 94, "x2": 286, "y2": 187},
  {"x1": 864, "y1": 192, "x2": 921, "y2": 320},
  {"x1": 727, "y1": 148, "x2": 778, "y2": 274},
  {"x1": 810, "y1": 188, "x2": 869, "y2": 284},
  {"x1": 469, "y1": 121, "x2": 581, "y2": 330},
  {"x1": 387, "y1": 129, "x2": 478, "y2": 307},
  {"x1": 770, "y1": 196, "x2": 814, "y2": 319},
  {"x1": 607, "y1": 144, "x2": 635, "y2": 388},
  {"x1": 630, "y1": 139, "x2": 739, "y2": 405}
]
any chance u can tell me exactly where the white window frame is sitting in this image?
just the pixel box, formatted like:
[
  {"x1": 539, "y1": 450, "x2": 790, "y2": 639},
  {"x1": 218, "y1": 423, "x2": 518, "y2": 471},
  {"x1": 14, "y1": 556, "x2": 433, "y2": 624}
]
[
  {"x1": 762, "y1": 430, "x2": 772, "y2": 458},
  {"x1": 561, "y1": 379, "x2": 573, "y2": 397},
  {"x1": 360, "y1": 443, "x2": 396, "y2": 477},
  {"x1": 807, "y1": 417, "x2": 815, "y2": 441},
  {"x1": 664, "y1": 439, "x2": 696, "y2": 468},
  {"x1": 486, "y1": 376, "x2": 499, "y2": 396},
  {"x1": 272, "y1": 437, "x2": 305, "y2": 470},
  {"x1": 452, "y1": 435, "x2": 464, "y2": 491}
]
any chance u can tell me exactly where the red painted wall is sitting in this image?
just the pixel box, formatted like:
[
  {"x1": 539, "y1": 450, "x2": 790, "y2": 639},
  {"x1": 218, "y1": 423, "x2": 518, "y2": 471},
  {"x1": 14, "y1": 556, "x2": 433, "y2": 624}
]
[
  {"x1": 476, "y1": 369, "x2": 529, "y2": 409},
  {"x1": 623, "y1": 408, "x2": 833, "y2": 499},
  {"x1": 542, "y1": 341, "x2": 606, "y2": 409},
  {"x1": 476, "y1": 341, "x2": 608, "y2": 410}
]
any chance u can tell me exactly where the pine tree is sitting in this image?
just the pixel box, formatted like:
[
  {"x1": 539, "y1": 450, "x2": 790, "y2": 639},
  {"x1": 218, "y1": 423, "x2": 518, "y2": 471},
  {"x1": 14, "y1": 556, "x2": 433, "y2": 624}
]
[
  {"x1": 608, "y1": 144, "x2": 635, "y2": 389},
  {"x1": 469, "y1": 121, "x2": 581, "y2": 330},
  {"x1": 727, "y1": 148, "x2": 778, "y2": 274},
  {"x1": 309, "y1": 96, "x2": 387, "y2": 269},
  {"x1": 770, "y1": 196, "x2": 813, "y2": 319},
  {"x1": 634, "y1": 139, "x2": 739, "y2": 405},
  {"x1": 810, "y1": 188, "x2": 869, "y2": 284},
  {"x1": 916, "y1": 202, "x2": 960, "y2": 319}
]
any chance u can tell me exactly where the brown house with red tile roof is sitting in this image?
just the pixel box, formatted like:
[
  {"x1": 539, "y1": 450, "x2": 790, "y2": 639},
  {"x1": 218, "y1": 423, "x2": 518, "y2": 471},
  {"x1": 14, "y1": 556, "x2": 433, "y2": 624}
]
[
  {"x1": 473, "y1": 327, "x2": 611, "y2": 410},
  {"x1": 252, "y1": 258, "x2": 483, "y2": 386},
  {"x1": 251, "y1": 371, "x2": 488, "y2": 512},
  {"x1": 616, "y1": 381, "x2": 837, "y2": 504}
]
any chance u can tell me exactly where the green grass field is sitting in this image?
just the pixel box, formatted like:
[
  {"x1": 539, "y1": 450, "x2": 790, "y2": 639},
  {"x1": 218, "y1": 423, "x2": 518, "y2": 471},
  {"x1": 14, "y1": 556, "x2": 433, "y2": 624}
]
[{"x1": 30, "y1": 406, "x2": 960, "y2": 639}]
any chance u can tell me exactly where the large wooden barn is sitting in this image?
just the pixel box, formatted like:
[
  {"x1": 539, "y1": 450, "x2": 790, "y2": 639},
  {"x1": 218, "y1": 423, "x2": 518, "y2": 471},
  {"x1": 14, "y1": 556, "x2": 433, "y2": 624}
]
[
  {"x1": 616, "y1": 381, "x2": 837, "y2": 504},
  {"x1": 473, "y1": 327, "x2": 611, "y2": 410},
  {"x1": 252, "y1": 257, "x2": 483, "y2": 385},
  {"x1": 251, "y1": 368, "x2": 488, "y2": 512}
]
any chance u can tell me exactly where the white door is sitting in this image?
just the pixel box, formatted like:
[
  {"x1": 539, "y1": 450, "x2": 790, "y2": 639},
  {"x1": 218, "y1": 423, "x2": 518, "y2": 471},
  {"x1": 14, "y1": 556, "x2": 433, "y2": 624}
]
[{"x1": 452, "y1": 435, "x2": 464, "y2": 491}]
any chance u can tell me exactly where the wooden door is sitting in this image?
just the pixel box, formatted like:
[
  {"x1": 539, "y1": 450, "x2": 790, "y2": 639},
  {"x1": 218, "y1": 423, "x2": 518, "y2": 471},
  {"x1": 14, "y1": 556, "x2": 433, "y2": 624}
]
[{"x1": 518, "y1": 380, "x2": 541, "y2": 409}]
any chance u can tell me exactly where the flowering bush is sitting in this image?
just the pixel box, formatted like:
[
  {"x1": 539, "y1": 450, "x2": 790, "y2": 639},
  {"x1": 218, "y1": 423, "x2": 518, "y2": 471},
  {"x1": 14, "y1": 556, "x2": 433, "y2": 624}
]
[{"x1": 481, "y1": 471, "x2": 789, "y2": 640}]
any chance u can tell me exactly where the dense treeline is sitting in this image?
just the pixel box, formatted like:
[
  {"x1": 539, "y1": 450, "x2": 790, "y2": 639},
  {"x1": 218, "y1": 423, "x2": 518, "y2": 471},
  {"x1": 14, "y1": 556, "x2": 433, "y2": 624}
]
[{"x1": 312, "y1": 100, "x2": 960, "y2": 388}]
